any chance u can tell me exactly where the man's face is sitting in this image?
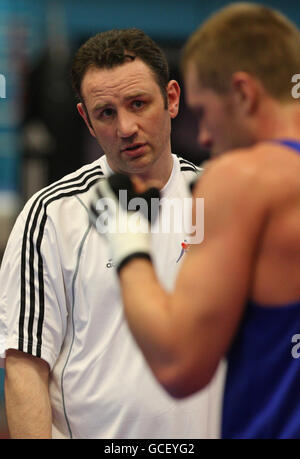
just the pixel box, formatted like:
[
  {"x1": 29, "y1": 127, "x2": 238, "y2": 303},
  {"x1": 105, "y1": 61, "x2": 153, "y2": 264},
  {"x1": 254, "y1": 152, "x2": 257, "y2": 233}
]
[
  {"x1": 184, "y1": 62, "x2": 252, "y2": 156},
  {"x1": 78, "y1": 59, "x2": 179, "y2": 174}
]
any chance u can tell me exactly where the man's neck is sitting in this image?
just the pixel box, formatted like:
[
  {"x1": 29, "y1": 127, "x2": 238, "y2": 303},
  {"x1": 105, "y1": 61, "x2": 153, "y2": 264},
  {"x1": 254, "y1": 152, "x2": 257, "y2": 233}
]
[
  {"x1": 134, "y1": 153, "x2": 174, "y2": 190},
  {"x1": 106, "y1": 152, "x2": 174, "y2": 190},
  {"x1": 257, "y1": 100, "x2": 300, "y2": 143}
]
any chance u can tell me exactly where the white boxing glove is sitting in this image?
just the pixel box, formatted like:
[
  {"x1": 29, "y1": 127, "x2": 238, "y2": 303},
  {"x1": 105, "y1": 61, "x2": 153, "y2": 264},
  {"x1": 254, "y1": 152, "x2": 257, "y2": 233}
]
[{"x1": 90, "y1": 173, "x2": 160, "y2": 273}]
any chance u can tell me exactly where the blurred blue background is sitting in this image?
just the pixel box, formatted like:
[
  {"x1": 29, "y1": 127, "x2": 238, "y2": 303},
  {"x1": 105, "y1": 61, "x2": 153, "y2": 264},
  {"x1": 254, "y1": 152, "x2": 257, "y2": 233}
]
[{"x1": 0, "y1": 0, "x2": 299, "y2": 438}]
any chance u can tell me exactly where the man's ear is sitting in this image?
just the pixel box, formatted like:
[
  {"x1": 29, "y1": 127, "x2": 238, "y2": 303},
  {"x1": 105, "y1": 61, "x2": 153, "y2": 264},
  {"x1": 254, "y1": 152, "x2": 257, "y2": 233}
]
[
  {"x1": 166, "y1": 80, "x2": 181, "y2": 119},
  {"x1": 77, "y1": 102, "x2": 96, "y2": 138},
  {"x1": 231, "y1": 71, "x2": 260, "y2": 116}
]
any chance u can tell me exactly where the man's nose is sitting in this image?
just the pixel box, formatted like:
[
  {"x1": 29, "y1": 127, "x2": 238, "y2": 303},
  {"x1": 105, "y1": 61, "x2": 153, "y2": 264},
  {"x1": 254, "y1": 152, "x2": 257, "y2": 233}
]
[
  {"x1": 197, "y1": 125, "x2": 213, "y2": 150},
  {"x1": 117, "y1": 111, "x2": 138, "y2": 138}
]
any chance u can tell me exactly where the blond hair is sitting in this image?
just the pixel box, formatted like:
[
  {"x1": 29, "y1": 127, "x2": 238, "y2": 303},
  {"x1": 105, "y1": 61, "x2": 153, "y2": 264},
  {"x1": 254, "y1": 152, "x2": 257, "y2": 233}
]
[{"x1": 182, "y1": 3, "x2": 300, "y2": 100}]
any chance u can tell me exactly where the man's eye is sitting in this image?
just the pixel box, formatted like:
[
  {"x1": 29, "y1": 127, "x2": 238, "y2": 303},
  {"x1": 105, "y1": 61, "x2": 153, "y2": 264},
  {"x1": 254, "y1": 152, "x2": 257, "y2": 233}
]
[
  {"x1": 100, "y1": 108, "x2": 114, "y2": 118},
  {"x1": 132, "y1": 100, "x2": 145, "y2": 109}
]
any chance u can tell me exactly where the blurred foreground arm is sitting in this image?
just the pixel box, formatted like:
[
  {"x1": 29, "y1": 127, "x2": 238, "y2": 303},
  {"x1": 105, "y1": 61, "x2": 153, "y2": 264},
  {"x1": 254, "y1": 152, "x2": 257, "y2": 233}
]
[
  {"x1": 92, "y1": 158, "x2": 263, "y2": 398},
  {"x1": 5, "y1": 349, "x2": 52, "y2": 439}
]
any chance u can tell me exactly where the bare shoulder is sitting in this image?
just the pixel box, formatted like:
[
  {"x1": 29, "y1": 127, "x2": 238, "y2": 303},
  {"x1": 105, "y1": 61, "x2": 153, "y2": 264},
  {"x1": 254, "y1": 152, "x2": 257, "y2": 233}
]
[
  {"x1": 251, "y1": 141, "x2": 300, "y2": 176},
  {"x1": 195, "y1": 141, "x2": 300, "y2": 202},
  {"x1": 194, "y1": 147, "x2": 265, "y2": 205},
  {"x1": 251, "y1": 141, "x2": 300, "y2": 201}
]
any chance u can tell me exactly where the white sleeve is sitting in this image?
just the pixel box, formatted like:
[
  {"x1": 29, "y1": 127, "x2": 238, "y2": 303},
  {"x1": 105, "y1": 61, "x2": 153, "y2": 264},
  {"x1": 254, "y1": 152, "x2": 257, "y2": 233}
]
[{"x1": 0, "y1": 203, "x2": 68, "y2": 370}]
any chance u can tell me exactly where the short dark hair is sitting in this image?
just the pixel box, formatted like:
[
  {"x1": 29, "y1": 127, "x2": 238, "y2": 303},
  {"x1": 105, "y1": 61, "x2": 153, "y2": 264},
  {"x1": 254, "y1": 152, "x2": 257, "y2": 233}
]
[
  {"x1": 71, "y1": 28, "x2": 170, "y2": 106},
  {"x1": 182, "y1": 3, "x2": 300, "y2": 101}
]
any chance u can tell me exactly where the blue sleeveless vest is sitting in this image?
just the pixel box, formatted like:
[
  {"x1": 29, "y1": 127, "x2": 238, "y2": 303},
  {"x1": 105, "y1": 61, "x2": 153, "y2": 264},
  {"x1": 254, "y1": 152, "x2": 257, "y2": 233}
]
[{"x1": 222, "y1": 139, "x2": 300, "y2": 439}]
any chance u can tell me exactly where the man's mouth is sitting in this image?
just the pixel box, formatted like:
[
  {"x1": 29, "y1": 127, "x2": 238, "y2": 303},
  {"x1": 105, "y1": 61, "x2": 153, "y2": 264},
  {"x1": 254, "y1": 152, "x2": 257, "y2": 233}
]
[{"x1": 121, "y1": 143, "x2": 147, "y2": 156}]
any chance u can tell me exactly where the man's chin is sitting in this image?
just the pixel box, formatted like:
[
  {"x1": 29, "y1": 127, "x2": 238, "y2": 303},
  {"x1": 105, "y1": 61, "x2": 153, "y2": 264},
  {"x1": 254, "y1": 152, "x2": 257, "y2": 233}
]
[
  {"x1": 211, "y1": 143, "x2": 244, "y2": 157},
  {"x1": 123, "y1": 153, "x2": 155, "y2": 174},
  {"x1": 214, "y1": 136, "x2": 258, "y2": 156},
  {"x1": 210, "y1": 148, "x2": 224, "y2": 158}
]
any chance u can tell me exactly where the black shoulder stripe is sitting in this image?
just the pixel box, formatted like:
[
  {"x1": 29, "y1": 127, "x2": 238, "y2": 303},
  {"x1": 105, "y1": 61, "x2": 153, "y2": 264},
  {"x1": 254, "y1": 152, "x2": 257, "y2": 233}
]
[
  {"x1": 34, "y1": 178, "x2": 102, "y2": 356},
  {"x1": 178, "y1": 158, "x2": 197, "y2": 170},
  {"x1": 180, "y1": 166, "x2": 198, "y2": 173},
  {"x1": 19, "y1": 164, "x2": 103, "y2": 357}
]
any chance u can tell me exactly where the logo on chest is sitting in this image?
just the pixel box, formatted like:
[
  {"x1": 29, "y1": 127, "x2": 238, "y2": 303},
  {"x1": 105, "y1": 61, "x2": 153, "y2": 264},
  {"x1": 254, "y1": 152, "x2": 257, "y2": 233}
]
[
  {"x1": 176, "y1": 239, "x2": 190, "y2": 263},
  {"x1": 106, "y1": 259, "x2": 116, "y2": 268}
]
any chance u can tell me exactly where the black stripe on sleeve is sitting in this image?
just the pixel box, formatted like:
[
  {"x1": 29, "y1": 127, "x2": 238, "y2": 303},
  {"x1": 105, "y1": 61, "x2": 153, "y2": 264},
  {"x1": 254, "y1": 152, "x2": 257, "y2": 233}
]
[
  {"x1": 180, "y1": 166, "x2": 199, "y2": 173},
  {"x1": 19, "y1": 165, "x2": 103, "y2": 357},
  {"x1": 34, "y1": 179, "x2": 103, "y2": 357},
  {"x1": 179, "y1": 158, "x2": 197, "y2": 171}
]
